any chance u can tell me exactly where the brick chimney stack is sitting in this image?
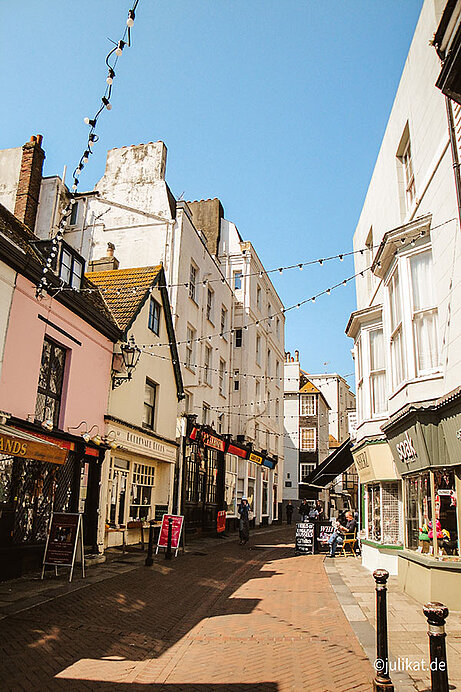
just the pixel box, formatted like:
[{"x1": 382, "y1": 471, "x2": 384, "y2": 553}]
[
  {"x1": 14, "y1": 135, "x2": 45, "y2": 231},
  {"x1": 87, "y1": 243, "x2": 120, "y2": 272}
]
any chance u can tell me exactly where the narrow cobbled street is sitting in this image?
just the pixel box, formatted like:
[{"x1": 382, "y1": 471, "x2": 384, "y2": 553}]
[{"x1": 0, "y1": 527, "x2": 373, "y2": 691}]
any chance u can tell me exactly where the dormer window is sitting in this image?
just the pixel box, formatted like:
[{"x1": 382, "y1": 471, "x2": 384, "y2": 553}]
[{"x1": 59, "y1": 244, "x2": 84, "y2": 289}]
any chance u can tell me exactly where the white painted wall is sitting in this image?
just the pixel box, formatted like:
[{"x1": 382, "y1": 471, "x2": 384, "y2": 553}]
[
  {"x1": 350, "y1": 0, "x2": 461, "y2": 439},
  {"x1": 0, "y1": 147, "x2": 22, "y2": 213}
]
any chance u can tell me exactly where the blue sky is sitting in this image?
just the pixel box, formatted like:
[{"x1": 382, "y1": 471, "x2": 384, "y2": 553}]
[{"x1": 0, "y1": 1, "x2": 423, "y2": 387}]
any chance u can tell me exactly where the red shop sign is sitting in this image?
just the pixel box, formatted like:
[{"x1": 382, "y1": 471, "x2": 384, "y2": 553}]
[
  {"x1": 217, "y1": 510, "x2": 226, "y2": 533},
  {"x1": 202, "y1": 432, "x2": 225, "y2": 452},
  {"x1": 157, "y1": 515, "x2": 184, "y2": 552},
  {"x1": 227, "y1": 443, "x2": 247, "y2": 459}
]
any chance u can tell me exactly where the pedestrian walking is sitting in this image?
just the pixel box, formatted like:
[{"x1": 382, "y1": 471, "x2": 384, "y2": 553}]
[
  {"x1": 286, "y1": 501, "x2": 294, "y2": 525},
  {"x1": 238, "y1": 497, "x2": 252, "y2": 544},
  {"x1": 298, "y1": 499, "x2": 310, "y2": 522}
]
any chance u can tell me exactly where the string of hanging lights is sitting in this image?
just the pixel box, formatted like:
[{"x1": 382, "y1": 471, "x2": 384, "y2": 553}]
[{"x1": 35, "y1": 2, "x2": 140, "y2": 299}]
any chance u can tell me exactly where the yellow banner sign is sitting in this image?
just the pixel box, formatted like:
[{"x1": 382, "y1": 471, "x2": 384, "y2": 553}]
[
  {"x1": 0, "y1": 432, "x2": 68, "y2": 465},
  {"x1": 249, "y1": 452, "x2": 263, "y2": 465}
]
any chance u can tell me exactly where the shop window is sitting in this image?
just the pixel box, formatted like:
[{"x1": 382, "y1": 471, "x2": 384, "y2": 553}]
[
  {"x1": 300, "y1": 394, "x2": 316, "y2": 416},
  {"x1": 367, "y1": 483, "x2": 381, "y2": 541},
  {"x1": 108, "y1": 458, "x2": 129, "y2": 526},
  {"x1": 206, "y1": 449, "x2": 218, "y2": 504},
  {"x1": 381, "y1": 482, "x2": 400, "y2": 544},
  {"x1": 185, "y1": 443, "x2": 201, "y2": 504},
  {"x1": 225, "y1": 455, "x2": 238, "y2": 516},
  {"x1": 35, "y1": 337, "x2": 67, "y2": 428},
  {"x1": 129, "y1": 463, "x2": 155, "y2": 521},
  {"x1": 148, "y1": 298, "x2": 161, "y2": 335},
  {"x1": 434, "y1": 470, "x2": 459, "y2": 557},
  {"x1": 142, "y1": 380, "x2": 157, "y2": 430},
  {"x1": 405, "y1": 472, "x2": 431, "y2": 551},
  {"x1": 262, "y1": 479, "x2": 269, "y2": 515},
  {"x1": 247, "y1": 476, "x2": 255, "y2": 512}
]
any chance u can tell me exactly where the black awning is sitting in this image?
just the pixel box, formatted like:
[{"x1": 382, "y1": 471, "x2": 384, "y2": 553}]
[{"x1": 303, "y1": 437, "x2": 354, "y2": 488}]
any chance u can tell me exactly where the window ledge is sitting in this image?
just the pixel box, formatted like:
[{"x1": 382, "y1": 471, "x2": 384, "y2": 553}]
[
  {"x1": 399, "y1": 548, "x2": 461, "y2": 571},
  {"x1": 188, "y1": 296, "x2": 199, "y2": 307},
  {"x1": 389, "y1": 372, "x2": 443, "y2": 400}
]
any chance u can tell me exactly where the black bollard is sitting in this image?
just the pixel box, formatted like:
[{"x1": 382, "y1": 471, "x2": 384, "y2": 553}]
[
  {"x1": 373, "y1": 569, "x2": 394, "y2": 691},
  {"x1": 144, "y1": 520, "x2": 155, "y2": 566},
  {"x1": 165, "y1": 516, "x2": 173, "y2": 560},
  {"x1": 423, "y1": 602, "x2": 449, "y2": 692}
]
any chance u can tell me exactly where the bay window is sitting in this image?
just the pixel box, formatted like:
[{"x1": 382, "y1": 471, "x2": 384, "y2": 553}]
[
  {"x1": 389, "y1": 269, "x2": 405, "y2": 389},
  {"x1": 410, "y1": 251, "x2": 439, "y2": 374},
  {"x1": 370, "y1": 329, "x2": 386, "y2": 415}
]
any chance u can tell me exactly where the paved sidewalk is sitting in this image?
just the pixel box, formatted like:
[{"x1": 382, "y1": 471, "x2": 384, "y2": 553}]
[
  {"x1": 327, "y1": 555, "x2": 461, "y2": 691},
  {"x1": 0, "y1": 526, "x2": 373, "y2": 691}
]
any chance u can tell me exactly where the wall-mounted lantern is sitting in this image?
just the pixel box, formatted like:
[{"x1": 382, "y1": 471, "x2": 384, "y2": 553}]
[{"x1": 112, "y1": 335, "x2": 141, "y2": 389}]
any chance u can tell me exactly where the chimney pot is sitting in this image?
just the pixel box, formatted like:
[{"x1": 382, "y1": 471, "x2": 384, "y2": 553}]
[
  {"x1": 295, "y1": 350, "x2": 299, "y2": 362},
  {"x1": 14, "y1": 135, "x2": 46, "y2": 231}
]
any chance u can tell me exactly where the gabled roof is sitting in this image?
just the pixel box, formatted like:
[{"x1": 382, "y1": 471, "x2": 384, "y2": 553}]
[
  {"x1": 87, "y1": 266, "x2": 163, "y2": 331},
  {"x1": 299, "y1": 381, "x2": 320, "y2": 394},
  {"x1": 86, "y1": 265, "x2": 184, "y2": 400}
]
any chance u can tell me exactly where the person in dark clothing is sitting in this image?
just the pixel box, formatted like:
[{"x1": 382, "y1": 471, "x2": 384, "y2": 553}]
[
  {"x1": 298, "y1": 499, "x2": 310, "y2": 521},
  {"x1": 238, "y1": 497, "x2": 251, "y2": 544},
  {"x1": 315, "y1": 501, "x2": 324, "y2": 520},
  {"x1": 286, "y1": 501, "x2": 294, "y2": 525}
]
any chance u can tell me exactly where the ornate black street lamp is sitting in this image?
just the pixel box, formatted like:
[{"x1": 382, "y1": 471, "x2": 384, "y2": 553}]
[{"x1": 112, "y1": 335, "x2": 141, "y2": 389}]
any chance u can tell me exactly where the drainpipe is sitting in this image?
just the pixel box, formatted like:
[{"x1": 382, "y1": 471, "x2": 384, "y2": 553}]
[{"x1": 446, "y1": 96, "x2": 461, "y2": 230}]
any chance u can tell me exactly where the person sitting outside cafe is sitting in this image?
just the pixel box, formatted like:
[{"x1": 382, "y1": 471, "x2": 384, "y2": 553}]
[{"x1": 327, "y1": 511, "x2": 357, "y2": 558}]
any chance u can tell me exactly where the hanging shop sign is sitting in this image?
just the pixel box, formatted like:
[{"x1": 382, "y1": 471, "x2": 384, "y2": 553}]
[
  {"x1": 156, "y1": 514, "x2": 184, "y2": 557},
  {"x1": 227, "y1": 443, "x2": 248, "y2": 458},
  {"x1": 217, "y1": 510, "x2": 226, "y2": 533},
  {"x1": 0, "y1": 427, "x2": 68, "y2": 465},
  {"x1": 41, "y1": 512, "x2": 84, "y2": 582},
  {"x1": 249, "y1": 452, "x2": 263, "y2": 465},
  {"x1": 202, "y1": 432, "x2": 225, "y2": 452},
  {"x1": 295, "y1": 522, "x2": 315, "y2": 554}
]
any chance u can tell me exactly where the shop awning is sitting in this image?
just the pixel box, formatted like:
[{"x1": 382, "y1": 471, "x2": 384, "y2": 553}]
[
  {"x1": 302, "y1": 437, "x2": 354, "y2": 488},
  {"x1": 0, "y1": 424, "x2": 68, "y2": 465}
]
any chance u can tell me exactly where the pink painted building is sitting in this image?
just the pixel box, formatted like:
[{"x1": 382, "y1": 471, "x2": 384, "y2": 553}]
[{"x1": 0, "y1": 192, "x2": 121, "y2": 579}]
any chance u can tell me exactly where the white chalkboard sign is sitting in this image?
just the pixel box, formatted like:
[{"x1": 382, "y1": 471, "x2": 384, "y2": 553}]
[{"x1": 295, "y1": 522, "x2": 315, "y2": 554}]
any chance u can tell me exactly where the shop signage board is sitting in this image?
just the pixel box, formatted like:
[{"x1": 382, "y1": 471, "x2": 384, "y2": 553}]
[
  {"x1": 217, "y1": 510, "x2": 226, "y2": 533},
  {"x1": 295, "y1": 522, "x2": 315, "y2": 554},
  {"x1": 249, "y1": 452, "x2": 263, "y2": 465},
  {"x1": 0, "y1": 429, "x2": 68, "y2": 465},
  {"x1": 155, "y1": 504, "x2": 169, "y2": 521},
  {"x1": 156, "y1": 514, "x2": 184, "y2": 557},
  {"x1": 317, "y1": 522, "x2": 335, "y2": 553},
  {"x1": 41, "y1": 512, "x2": 84, "y2": 582}
]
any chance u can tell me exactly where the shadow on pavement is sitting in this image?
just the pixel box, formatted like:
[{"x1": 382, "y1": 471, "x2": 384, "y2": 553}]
[{"x1": 0, "y1": 528, "x2": 294, "y2": 688}]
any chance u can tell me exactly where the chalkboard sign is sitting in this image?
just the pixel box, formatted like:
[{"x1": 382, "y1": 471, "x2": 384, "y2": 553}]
[
  {"x1": 41, "y1": 512, "x2": 84, "y2": 582},
  {"x1": 155, "y1": 505, "x2": 169, "y2": 521},
  {"x1": 295, "y1": 522, "x2": 315, "y2": 554}
]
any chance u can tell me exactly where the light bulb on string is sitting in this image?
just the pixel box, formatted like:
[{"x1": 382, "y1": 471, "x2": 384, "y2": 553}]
[
  {"x1": 115, "y1": 40, "x2": 125, "y2": 56},
  {"x1": 84, "y1": 117, "x2": 96, "y2": 127},
  {"x1": 102, "y1": 97, "x2": 112, "y2": 110},
  {"x1": 127, "y1": 9, "x2": 135, "y2": 27},
  {"x1": 106, "y1": 68, "x2": 115, "y2": 85}
]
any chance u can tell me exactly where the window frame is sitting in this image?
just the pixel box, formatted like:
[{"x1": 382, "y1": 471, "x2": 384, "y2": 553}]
[
  {"x1": 204, "y1": 343, "x2": 212, "y2": 386},
  {"x1": 148, "y1": 297, "x2": 161, "y2": 336},
  {"x1": 142, "y1": 379, "x2": 157, "y2": 431},
  {"x1": 35, "y1": 337, "x2": 67, "y2": 428},
  {"x1": 300, "y1": 427, "x2": 316, "y2": 451},
  {"x1": 206, "y1": 286, "x2": 214, "y2": 324},
  {"x1": 300, "y1": 394, "x2": 316, "y2": 416},
  {"x1": 189, "y1": 263, "x2": 198, "y2": 303}
]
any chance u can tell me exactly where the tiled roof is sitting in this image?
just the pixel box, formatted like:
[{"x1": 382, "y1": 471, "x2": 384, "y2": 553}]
[
  {"x1": 329, "y1": 434, "x2": 340, "y2": 448},
  {"x1": 86, "y1": 266, "x2": 163, "y2": 331},
  {"x1": 299, "y1": 381, "x2": 320, "y2": 394}
]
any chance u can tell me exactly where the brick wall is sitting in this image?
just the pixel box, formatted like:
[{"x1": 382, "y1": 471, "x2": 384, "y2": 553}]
[{"x1": 14, "y1": 135, "x2": 45, "y2": 231}]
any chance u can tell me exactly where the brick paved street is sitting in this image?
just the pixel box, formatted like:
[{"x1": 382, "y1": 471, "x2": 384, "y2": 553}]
[{"x1": 0, "y1": 527, "x2": 373, "y2": 691}]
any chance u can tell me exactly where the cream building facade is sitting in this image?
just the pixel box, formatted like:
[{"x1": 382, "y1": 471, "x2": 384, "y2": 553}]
[{"x1": 347, "y1": 0, "x2": 461, "y2": 604}]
